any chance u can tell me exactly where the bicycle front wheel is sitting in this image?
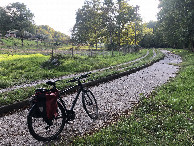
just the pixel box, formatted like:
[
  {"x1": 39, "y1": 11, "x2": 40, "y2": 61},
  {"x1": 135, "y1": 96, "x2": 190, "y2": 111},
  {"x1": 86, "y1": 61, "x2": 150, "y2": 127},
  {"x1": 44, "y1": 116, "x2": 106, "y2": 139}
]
[
  {"x1": 27, "y1": 101, "x2": 66, "y2": 141},
  {"x1": 82, "y1": 90, "x2": 98, "y2": 119}
]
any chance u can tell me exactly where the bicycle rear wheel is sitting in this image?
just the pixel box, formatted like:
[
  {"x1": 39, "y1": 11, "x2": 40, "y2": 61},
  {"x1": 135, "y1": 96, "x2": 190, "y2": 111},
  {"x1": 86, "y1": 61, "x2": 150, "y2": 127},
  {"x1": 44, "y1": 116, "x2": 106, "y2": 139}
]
[
  {"x1": 27, "y1": 101, "x2": 66, "y2": 141},
  {"x1": 82, "y1": 90, "x2": 98, "y2": 119}
]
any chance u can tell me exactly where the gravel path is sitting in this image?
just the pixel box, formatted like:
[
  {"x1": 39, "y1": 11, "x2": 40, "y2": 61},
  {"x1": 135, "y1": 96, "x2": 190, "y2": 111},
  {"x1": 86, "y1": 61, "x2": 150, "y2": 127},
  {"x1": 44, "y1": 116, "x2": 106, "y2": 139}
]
[{"x1": 0, "y1": 50, "x2": 182, "y2": 145}]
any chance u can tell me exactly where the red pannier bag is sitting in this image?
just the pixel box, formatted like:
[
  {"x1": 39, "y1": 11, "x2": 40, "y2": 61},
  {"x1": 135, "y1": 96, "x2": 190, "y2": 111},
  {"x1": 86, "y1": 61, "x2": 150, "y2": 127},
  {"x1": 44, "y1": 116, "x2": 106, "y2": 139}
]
[{"x1": 45, "y1": 89, "x2": 59, "y2": 119}]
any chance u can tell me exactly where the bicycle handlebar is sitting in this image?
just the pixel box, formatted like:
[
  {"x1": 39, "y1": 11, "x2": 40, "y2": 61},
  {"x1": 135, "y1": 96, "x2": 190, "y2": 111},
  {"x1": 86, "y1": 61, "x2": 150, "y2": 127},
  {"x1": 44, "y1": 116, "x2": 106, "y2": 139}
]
[
  {"x1": 67, "y1": 72, "x2": 91, "y2": 83},
  {"x1": 46, "y1": 72, "x2": 91, "y2": 86}
]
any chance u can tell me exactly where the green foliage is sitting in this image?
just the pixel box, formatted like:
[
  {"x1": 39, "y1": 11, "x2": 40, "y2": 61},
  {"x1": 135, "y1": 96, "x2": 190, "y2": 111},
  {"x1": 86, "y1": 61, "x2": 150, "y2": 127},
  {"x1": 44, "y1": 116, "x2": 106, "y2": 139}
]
[
  {"x1": 0, "y1": 2, "x2": 70, "y2": 46},
  {"x1": 0, "y1": 7, "x2": 10, "y2": 35},
  {"x1": 0, "y1": 37, "x2": 43, "y2": 48},
  {"x1": 72, "y1": 0, "x2": 139, "y2": 49},
  {"x1": 114, "y1": 0, "x2": 136, "y2": 47},
  {"x1": 2, "y1": 2, "x2": 34, "y2": 36},
  {"x1": 157, "y1": 0, "x2": 194, "y2": 50},
  {"x1": 36, "y1": 25, "x2": 70, "y2": 43},
  {"x1": 0, "y1": 54, "x2": 49, "y2": 88},
  {"x1": 139, "y1": 23, "x2": 154, "y2": 47},
  {"x1": 73, "y1": 49, "x2": 194, "y2": 145},
  {"x1": 72, "y1": 0, "x2": 103, "y2": 46},
  {"x1": 0, "y1": 87, "x2": 35, "y2": 105}
]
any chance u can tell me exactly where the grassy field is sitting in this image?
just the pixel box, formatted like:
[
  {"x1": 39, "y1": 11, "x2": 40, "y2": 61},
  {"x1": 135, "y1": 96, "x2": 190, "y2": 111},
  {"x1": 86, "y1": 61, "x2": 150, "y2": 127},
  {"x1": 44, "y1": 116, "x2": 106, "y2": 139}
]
[
  {"x1": 0, "y1": 54, "x2": 49, "y2": 88},
  {"x1": 0, "y1": 49, "x2": 147, "y2": 89},
  {"x1": 72, "y1": 49, "x2": 194, "y2": 145},
  {"x1": 0, "y1": 37, "x2": 44, "y2": 49}
]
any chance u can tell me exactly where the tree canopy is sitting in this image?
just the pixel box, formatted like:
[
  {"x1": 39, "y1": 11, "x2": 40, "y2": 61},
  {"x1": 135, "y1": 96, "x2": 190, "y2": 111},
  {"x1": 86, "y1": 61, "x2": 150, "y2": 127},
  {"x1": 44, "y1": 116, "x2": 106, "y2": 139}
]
[
  {"x1": 157, "y1": 0, "x2": 194, "y2": 50},
  {"x1": 36, "y1": 25, "x2": 70, "y2": 44},
  {"x1": 72, "y1": 0, "x2": 140, "y2": 50},
  {"x1": 0, "y1": 2, "x2": 34, "y2": 36},
  {"x1": 0, "y1": 2, "x2": 70, "y2": 44}
]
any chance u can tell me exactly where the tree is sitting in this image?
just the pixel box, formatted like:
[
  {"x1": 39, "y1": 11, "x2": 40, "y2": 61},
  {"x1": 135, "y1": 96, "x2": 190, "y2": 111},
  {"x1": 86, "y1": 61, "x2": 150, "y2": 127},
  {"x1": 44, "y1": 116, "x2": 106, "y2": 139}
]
[
  {"x1": 87, "y1": 0, "x2": 102, "y2": 49},
  {"x1": 36, "y1": 25, "x2": 70, "y2": 44},
  {"x1": 115, "y1": 0, "x2": 136, "y2": 48},
  {"x1": 72, "y1": 0, "x2": 102, "y2": 49},
  {"x1": 139, "y1": 23, "x2": 155, "y2": 48},
  {"x1": 72, "y1": 0, "x2": 140, "y2": 50},
  {"x1": 158, "y1": 0, "x2": 194, "y2": 50},
  {"x1": 100, "y1": 0, "x2": 117, "y2": 50},
  {"x1": 124, "y1": 21, "x2": 143, "y2": 46},
  {"x1": 72, "y1": 3, "x2": 91, "y2": 45},
  {"x1": 5, "y1": 2, "x2": 34, "y2": 46},
  {"x1": 0, "y1": 7, "x2": 11, "y2": 35},
  {"x1": 147, "y1": 21, "x2": 157, "y2": 33}
]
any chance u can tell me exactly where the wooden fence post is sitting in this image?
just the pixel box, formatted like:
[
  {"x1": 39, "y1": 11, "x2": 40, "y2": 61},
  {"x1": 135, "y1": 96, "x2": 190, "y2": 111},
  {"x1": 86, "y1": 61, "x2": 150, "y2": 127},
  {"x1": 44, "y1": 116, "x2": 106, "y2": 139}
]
[
  {"x1": 71, "y1": 47, "x2": 74, "y2": 57},
  {"x1": 51, "y1": 47, "x2": 54, "y2": 59},
  {"x1": 90, "y1": 49, "x2": 92, "y2": 57}
]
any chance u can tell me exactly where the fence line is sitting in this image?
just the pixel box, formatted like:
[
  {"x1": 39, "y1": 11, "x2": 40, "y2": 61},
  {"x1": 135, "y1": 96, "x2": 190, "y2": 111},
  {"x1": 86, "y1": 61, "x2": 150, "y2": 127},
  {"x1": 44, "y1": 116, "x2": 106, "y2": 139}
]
[{"x1": 0, "y1": 46, "x2": 140, "y2": 57}]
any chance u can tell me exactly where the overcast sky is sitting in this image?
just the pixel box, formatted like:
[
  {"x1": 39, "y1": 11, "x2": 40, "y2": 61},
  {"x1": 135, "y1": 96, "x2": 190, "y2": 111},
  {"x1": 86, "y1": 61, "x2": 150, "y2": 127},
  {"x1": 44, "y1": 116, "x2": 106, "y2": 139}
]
[{"x1": 0, "y1": 0, "x2": 159, "y2": 36}]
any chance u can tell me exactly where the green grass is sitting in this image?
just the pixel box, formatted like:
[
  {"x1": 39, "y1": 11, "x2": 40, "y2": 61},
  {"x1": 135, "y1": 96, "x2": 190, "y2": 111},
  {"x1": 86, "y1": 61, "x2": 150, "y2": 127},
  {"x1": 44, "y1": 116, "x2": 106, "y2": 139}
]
[
  {"x1": 0, "y1": 49, "x2": 153, "y2": 106},
  {"x1": 0, "y1": 49, "x2": 147, "y2": 89},
  {"x1": 0, "y1": 37, "x2": 102, "y2": 50},
  {"x1": 0, "y1": 54, "x2": 49, "y2": 88},
  {"x1": 72, "y1": 49, "x2": 194, "y2": 145},
  {"x1": 89, "y1": 49, "x2": 164, "y2": 82},
  {"x1": 58, "y1": 45, "x2": 102, "y2": 50},
  {"x1": 0, "y1": 37, "x2": 44, "y2": 49}
]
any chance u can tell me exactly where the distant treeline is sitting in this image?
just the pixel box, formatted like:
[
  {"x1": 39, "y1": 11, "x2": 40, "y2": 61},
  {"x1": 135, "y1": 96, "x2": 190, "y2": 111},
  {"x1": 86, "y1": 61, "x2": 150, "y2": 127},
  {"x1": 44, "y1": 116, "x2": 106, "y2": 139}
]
[
  {"x1": 0, "y1": 0, "x2": 193, "y2": 51},
  {"x1": 0, "y1": 2, "x2": 70, "y2": 45},
  {"x1": 72, "y1": 0, "x2": 194, "y2": 51}
]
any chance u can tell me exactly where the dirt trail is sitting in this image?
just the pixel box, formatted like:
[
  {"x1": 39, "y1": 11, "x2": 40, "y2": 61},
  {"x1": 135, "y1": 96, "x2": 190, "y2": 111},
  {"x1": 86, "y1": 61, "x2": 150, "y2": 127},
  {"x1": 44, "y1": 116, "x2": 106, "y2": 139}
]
[{"x1": 0, "y1": 50, "x2": 182, "y2": 145}]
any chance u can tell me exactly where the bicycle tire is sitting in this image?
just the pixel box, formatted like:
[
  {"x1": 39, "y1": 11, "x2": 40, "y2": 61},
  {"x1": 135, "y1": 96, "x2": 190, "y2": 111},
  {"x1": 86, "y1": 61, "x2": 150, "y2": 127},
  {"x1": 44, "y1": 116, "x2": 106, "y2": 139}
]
[
  {"x1": 27, "y1": 101, "x2": 66, "y2": 141},
  {"x1": 82, "y1": 90, "x2": 98, "y2": 119}
]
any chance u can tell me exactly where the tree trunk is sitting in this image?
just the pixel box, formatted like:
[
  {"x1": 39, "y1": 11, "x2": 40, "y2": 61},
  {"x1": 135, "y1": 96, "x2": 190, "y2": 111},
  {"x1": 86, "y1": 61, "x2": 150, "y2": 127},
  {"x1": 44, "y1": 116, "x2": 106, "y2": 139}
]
[
  {"x1": 37, "y1": 40, "x2": 38, "y2": 48},
  {"x1": 21, "y1": 38, "x2": 24, "y2": 47},
  {"x1": 51, "y1": 47, "x2": 54, "y2": 59},
  {"x1": 188, "y1": 40, "x2": 194, "y2": 52},
  {"x1": 96, "y1": 40, "x2": 97, "y2": 50}
]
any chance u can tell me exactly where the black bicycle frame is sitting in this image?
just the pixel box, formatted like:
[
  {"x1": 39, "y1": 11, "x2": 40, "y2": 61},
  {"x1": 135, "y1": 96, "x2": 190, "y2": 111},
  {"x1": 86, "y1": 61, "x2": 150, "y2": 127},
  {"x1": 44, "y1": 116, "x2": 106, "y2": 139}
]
[{"x1": 58, "y1": 80, "x2": 85, "y2": 112}]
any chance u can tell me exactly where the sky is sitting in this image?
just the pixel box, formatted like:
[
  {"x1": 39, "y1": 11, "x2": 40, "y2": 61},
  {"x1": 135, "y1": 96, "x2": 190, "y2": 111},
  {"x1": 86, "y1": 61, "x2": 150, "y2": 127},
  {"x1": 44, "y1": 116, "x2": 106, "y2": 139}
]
[{"x1": 0, "y1": 0, "x2": 159, "y2": 36}]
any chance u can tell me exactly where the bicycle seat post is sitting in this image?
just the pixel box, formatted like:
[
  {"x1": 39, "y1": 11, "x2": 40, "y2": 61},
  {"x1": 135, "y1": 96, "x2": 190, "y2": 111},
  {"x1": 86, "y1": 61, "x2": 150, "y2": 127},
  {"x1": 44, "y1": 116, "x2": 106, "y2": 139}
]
[{"x1": 77, "y1": 79, "x2": 83, "y2": 90}]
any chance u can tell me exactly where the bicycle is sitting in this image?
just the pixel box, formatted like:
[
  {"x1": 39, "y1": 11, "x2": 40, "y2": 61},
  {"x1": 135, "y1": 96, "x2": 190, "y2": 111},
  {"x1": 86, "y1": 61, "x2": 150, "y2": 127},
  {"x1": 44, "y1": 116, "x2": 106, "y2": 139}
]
[{"x1": 27, "y1": 72, "x2": 98, "y2": 141}]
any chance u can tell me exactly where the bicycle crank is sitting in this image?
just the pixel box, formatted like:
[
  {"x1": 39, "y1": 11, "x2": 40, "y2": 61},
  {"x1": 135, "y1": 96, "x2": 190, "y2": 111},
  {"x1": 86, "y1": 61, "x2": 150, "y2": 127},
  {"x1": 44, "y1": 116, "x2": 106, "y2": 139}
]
[{"x1": 66, "y1": 110, "x2": 75, "y2": 121}]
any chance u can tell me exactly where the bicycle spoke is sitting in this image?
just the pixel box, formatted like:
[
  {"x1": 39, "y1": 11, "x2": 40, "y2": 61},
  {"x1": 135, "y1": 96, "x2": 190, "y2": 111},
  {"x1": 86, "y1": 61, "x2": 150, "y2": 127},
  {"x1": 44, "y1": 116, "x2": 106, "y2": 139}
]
[
  {"x1": 27, "y1": 102, "x2": 65, "y2": 141},
  {"x1": 82, "y1": 90, "x2": 98, "y2": 119}
]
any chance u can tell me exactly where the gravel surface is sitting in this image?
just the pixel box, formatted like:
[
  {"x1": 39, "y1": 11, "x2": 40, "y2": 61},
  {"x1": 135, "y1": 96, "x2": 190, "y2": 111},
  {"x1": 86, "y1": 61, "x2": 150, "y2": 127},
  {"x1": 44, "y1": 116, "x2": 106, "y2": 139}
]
[{"x1": 0, "y1": 50, "x2": 182, "y2": 145}]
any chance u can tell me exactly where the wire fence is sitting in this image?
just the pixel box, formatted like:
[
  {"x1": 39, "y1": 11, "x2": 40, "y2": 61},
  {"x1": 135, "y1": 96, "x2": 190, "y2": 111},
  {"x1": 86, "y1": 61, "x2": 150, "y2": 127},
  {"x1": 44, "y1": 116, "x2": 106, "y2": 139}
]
[
  {"x1": 0, "y1": 41, "x2": 141, "y2": 58},
  {"x1": 0, "y1": 47, "x2": 139, "y2": 57}
]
